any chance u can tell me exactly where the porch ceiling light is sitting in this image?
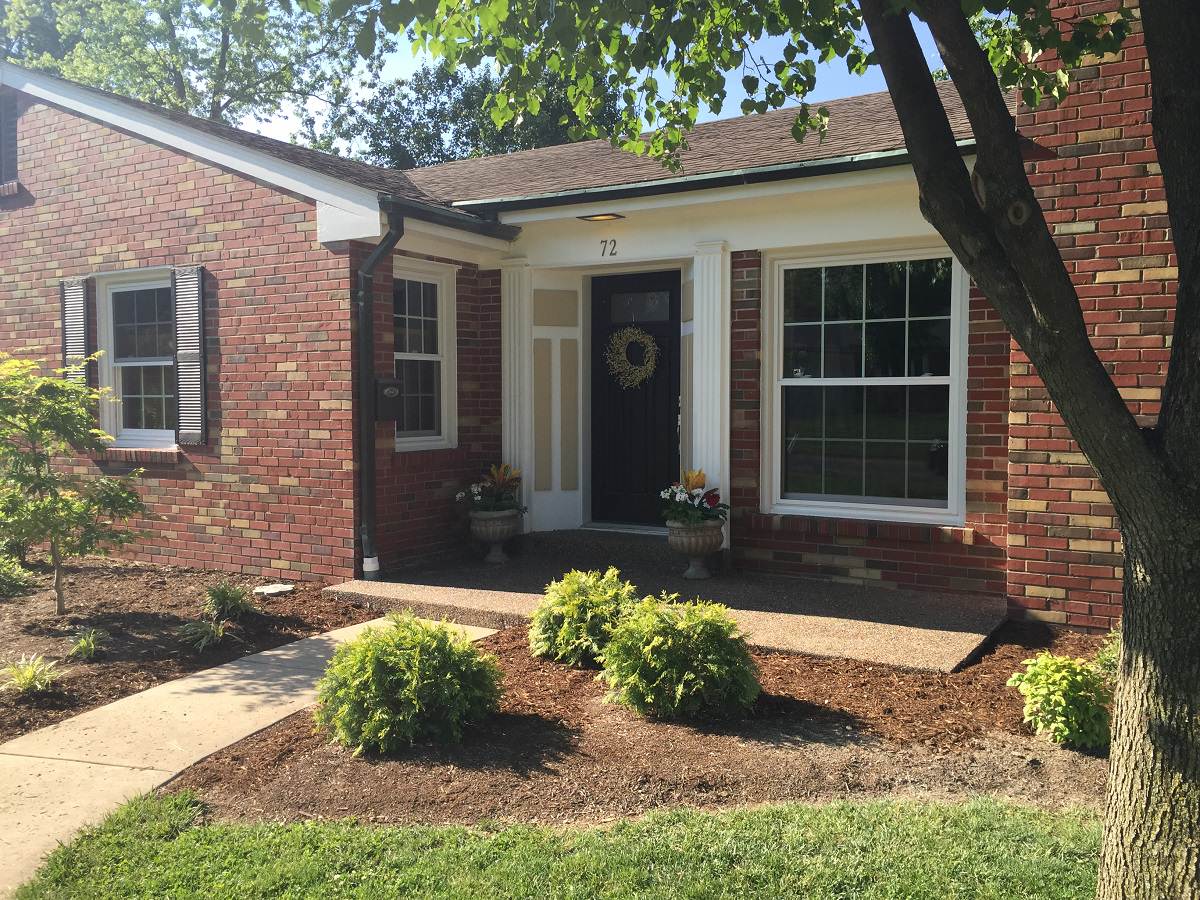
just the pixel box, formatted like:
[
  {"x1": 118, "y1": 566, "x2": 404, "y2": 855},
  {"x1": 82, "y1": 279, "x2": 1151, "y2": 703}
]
[{"x1": 577, "y1": 212, "x2": 626, "y2": 222}]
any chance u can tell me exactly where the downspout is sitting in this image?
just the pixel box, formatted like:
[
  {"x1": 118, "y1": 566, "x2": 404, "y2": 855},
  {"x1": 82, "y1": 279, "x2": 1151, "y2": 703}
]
[{"x1": 354, "y1": 211, "x2": 404, "y2": 581}]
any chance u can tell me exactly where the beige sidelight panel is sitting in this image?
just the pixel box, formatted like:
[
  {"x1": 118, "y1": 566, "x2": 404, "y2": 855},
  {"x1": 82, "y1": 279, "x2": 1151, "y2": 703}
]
[
  {"x1": 680, "y1": 332, "x2": 693, "y2": 472},
  {"x1": 533, "y1": 338, "x2": 553, "y2": 491},
  {"x1": 533, "y1": 290, "x2": 580, "y2": 328},
  {"x1": 560, "y1": 338, "x2": 580, "y2": 490},
  {"x1": 680, "y1": 276, "x2": 694, "y2": 472}
]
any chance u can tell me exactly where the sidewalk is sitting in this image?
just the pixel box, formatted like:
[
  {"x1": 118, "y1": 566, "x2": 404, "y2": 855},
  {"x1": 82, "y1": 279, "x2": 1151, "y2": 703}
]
[{"x1": 0, "y1": 617, "x2": 494, "y2": 896}]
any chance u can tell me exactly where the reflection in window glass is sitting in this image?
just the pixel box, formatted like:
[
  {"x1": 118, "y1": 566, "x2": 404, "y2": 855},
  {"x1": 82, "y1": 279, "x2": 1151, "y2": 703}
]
[
  {"x1": 112, "y1": 286, "x2": 175, "y2": 432},
  {"x1": 393, "y1": 277, "x2": 444, "y2": 439},
  {"x1": 778, "y1": 257, "x2": 955, "y2": 510}
]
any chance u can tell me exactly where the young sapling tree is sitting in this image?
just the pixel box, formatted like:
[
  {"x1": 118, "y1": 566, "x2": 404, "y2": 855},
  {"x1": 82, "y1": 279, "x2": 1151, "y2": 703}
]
[{"x1": 0, "y1": 355, "x2": 146, "y2": 614}]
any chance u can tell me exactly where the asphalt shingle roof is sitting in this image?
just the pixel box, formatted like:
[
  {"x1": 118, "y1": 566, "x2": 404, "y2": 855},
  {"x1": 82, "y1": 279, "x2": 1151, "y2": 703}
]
[
  {"x1": 406, "y1": 81, "x2": 974, "y2": 206},
  {"x1": 10, "y1": 64, "x2": 981, "y2": 213}
]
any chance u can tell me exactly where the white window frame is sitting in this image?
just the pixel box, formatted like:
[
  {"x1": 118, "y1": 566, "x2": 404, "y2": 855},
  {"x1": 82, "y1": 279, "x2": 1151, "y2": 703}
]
[
  {"x1": 392, "y1": 258, "x2": 458, "y2": 452},
  {"x1": 760, "y1": 245, "x2": 969, "y2": 527},
  {"x1": 95, "y1": 268, "x2": 178, "y2": 450}
]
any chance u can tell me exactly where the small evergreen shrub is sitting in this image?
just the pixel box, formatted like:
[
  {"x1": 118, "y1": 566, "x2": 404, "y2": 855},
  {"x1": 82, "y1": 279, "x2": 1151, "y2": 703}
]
[
  {"x1": 1093, "y1": 625, "x2": 1121, "y2": 683},
  {"x1": 315, "y1": 613, "x2": 502, "y2": 754},
  {"x1": 1007, "y1": 653, "x2": 1112, "y2": 750},
  {"x1": 0, "y1": 554, "x2": 37, "y2": 598},
  {"x1": 600, "y1": 596, "x2": 760, "y2": 720},
  {"x1": 202, "y1": 582, "x2": 256, "y2": 621},
  {"x1": 178, "y1": 619, "x2": 229, "y2": 652},
  {"x1": 529, "y1": 567, "x2": 639, "y2": 666},
  {"x1": 69, "y1": 627, "x2": 109, "y2": 660},
  {"x1": 2, "y1": 654, "x2": 60, "y2": 694}
]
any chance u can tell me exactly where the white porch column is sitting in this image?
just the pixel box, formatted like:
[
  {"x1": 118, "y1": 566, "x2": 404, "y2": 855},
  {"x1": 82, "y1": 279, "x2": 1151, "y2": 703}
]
[
  {"x1": 691, "y1": 241, "x2": 731, "y2": 544},
  {"x1": 500, "y1": 259, "x2": 534, "y2": 521}
]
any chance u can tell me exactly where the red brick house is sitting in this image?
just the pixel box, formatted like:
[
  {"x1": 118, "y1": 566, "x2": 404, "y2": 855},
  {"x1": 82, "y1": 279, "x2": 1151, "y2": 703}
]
[{"x1": 0, "y1": 4, "x2": 1169, "y2": 629}]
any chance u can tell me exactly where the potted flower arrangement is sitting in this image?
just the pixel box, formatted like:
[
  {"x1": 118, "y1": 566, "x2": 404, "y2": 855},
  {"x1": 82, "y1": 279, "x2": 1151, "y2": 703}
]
[
  {"x1": 457, "y1": 463, "x2": 526, "y2": 564},
  {"x1": 660, "y1": 469, "x2": 729, "y2": 579}
]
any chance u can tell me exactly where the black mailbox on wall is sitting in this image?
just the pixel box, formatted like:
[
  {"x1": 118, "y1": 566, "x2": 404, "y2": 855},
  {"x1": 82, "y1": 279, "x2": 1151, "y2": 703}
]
[{"x1": 375, "y1": 378, "x2": 403, "y2": 421}]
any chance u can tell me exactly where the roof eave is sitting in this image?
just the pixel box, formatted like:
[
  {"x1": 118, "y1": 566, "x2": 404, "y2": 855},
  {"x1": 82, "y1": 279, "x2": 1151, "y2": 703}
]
[
  {"x1": 379, "y1": 195, "x2": 521, "y2": 241},
  {"x1": 445, "y1": 134, "x2": 1050, "y2": 214}
]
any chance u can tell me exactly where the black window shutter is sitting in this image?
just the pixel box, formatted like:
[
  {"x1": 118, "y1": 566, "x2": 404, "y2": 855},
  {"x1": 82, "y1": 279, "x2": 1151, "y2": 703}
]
[
  {"x1": 172, "y1": 266, "x2": 208, "y2": 445},
  {"x1": 0, "y1": 92, "x2": 16, "y2": 186},
  {"x1": 60, "y1": 278, "x2": 89, "y2": 383}
]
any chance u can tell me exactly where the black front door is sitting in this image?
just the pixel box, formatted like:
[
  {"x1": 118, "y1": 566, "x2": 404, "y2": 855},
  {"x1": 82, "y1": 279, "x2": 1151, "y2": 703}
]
[{"x1": 591, "y1": 270, "x2": 681, "y2": 525}]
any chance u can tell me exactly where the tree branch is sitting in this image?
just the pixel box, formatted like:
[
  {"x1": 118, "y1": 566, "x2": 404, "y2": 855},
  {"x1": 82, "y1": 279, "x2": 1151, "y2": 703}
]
[
  {"x1": 208, "y1": 13, "x2": 232, "y2": 120},
  {"x1": 1140, "y1": 0, "x2": 1200, "y2": 490},
  {"x1": 860, "y1": 0, "x2": 1171, "y2": 524},
  {"x1": 160, "y1": 9, "x2": 190, "y2": 108}
]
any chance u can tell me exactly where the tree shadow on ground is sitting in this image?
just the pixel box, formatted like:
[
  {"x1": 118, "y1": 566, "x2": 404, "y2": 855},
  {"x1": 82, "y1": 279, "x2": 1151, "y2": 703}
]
[
  {"x1": 358, "y1": 712, "x2": 581, "y2": 777},
  {"x1": 673, "y1": 692, "x2": 873, "y2": 750}
]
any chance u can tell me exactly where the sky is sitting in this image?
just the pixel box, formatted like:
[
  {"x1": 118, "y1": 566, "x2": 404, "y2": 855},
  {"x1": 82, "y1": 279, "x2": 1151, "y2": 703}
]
[{"x1": 251, "y1": 23, "x2": 943, "y2": 142}]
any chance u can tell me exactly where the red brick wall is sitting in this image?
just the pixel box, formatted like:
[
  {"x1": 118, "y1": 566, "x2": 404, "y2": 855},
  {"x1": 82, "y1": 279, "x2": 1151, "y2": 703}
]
[
  {"x1": 729, "y1": 250, "x2": 1009, "y2": 597},
  {"x1": 364, "y1": 247, "x2": 502, "y2": 571},
  {"x1": 1008, "y1": 0, "x2": 1171, "y2": 629},
  {"x1": 0, "y1": 92, "x2": 358, "y2": 581}
]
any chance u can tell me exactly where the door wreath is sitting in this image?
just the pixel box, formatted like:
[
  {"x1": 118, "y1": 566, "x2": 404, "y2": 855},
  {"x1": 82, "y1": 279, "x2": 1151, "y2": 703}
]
[{"x1": 605, "y1": 326, "x2": 659, "y2": 389}]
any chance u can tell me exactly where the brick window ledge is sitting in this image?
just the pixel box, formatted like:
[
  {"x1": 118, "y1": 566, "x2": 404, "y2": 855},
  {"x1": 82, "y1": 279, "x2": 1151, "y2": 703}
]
[{"x1": 99, "y1": 446, "x2": 182, "y2": 465}]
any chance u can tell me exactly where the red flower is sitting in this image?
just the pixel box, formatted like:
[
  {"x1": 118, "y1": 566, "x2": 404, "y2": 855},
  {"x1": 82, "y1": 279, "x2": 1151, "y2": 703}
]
[{"x1": 701, "y1": 489, "x2": 720, "y2": 508}]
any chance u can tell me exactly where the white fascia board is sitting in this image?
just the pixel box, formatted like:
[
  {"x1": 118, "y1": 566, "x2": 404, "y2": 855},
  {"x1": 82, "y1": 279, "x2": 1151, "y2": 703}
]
[
  {"x1": 490, "y1": 152, "x2": 978, "y2": 226},
  {"x1": 1, "y1": 62, "x2": 382, "y2": 244},
  {"x1": 493, "y1": 165, "x2": 916, "y2": 225}
]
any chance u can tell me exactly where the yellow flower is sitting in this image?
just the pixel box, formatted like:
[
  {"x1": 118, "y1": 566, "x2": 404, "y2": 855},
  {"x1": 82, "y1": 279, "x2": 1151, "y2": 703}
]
[{"x1": 681, "y1": 469, "x2": 707, "y2": 491}]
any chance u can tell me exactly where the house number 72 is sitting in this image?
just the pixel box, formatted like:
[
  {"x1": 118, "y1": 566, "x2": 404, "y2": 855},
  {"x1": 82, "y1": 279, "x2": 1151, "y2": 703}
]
[{"x1": 600, "y1": 239, "x2": 618, "y2": 257}]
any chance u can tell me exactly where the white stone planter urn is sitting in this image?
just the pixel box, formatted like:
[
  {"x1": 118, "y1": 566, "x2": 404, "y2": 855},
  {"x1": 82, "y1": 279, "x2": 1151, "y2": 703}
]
[
  {"x1": 469, "y1": 508, "x2": 523, "y2": 564},
  {"x1": 666, "y1": 518, "x2": 725, "y2": 579}
]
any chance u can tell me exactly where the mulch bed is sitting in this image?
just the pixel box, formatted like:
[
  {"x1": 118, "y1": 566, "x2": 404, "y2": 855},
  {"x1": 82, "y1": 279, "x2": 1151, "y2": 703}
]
[
  {"x1": 0, "y1": 557, "x2": 380, "y2": 742},
  {"x1": 168, "y1": 622, "x2": 1109, "y2": 826}
]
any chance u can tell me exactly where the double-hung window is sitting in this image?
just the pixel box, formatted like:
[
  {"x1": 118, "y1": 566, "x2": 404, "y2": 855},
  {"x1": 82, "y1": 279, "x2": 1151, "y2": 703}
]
[
  {"x1": 95, "y1": 274, "x2": 179, "y2": 449},
  {"x1": 393, "y1": 261, "x2": 457, "y2": 451},
  {"x1": 767, "y1": 251, "x2": 967, "y2": 525}
]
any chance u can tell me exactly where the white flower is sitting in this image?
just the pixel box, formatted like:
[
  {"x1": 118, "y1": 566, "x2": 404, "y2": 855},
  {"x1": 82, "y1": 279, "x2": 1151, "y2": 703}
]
[{"x1": 455, "y1": 491, "x2": 465, "y2": 502}]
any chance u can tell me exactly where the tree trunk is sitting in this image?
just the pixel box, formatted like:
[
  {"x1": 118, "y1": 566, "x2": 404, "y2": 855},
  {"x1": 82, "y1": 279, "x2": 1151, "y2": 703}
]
[
  {"x1": 50, "y1": 539, "x2": 65, "y2": 616},
  {"x1": 1097, "y1": 520, "x2": 1200, "y2": 899}
]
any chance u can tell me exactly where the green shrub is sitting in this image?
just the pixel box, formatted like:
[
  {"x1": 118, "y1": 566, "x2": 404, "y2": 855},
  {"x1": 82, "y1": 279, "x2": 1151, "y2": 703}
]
[
  {"x1": 315, "y1": 613, "x2": 502, "y2": 754},
  {"x1": 178, "y1": 619, "x2": 229, "y2": 652},
  {"x1": 69, "y1": 627, "x2": 109, "y2": 660},
  {"x1": 0, "y1": 554, "x2": 37, "y2": 598},
  {"x1": 1007, "y1": 653, "x2": 1112, "y2": 750},
  {"x1": 2, "y1": 653, "x2": 60, "y2": 694},
  {"x1": 1093, "y1": 625, "x2": 1121, "y2": 683},
  {"x1": 600, "y1": 596, "x2": 760, "y2": 720},
  {"x1": 202, "y1": 581, "x2": 256, "y2": 621},
  {"x1": 529, "y1": 567, "x2": 639, "y2": 666}
]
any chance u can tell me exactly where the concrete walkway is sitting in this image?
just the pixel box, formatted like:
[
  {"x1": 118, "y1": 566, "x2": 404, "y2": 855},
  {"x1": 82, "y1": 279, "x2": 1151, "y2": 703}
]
[
  {"x1": 328, "y1": 576, "x2": 1006, "y2": 674},
  {"x1": 0, "y1": 618, "x2": 494, "y2": 896}
]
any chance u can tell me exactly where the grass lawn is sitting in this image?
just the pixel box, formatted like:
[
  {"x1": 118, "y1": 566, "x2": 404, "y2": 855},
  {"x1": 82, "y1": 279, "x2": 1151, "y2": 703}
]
[{"x1": 20, "y1": 794, "x2": 1100, "y2": 900}]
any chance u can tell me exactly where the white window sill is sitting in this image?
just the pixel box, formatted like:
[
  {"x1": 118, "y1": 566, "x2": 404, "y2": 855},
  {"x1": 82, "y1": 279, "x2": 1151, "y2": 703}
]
[
  {"x1": 111, "y1": 432, "x2": 178, "y2": 451},
  {"x1": 99, "y1": 445, "x2": 182, "y2": 464},
  {"x1": 767, "y1": 500, "x2": 965, "y2": 528},
  {"x1": 394, "y1": 435, "x2": 456, "y2": 453}
]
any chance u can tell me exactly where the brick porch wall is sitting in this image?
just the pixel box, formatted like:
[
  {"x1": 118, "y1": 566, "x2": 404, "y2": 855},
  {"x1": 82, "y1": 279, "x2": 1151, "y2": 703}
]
[
  {"x1": 364, "y1": 247, "x2": 502, "y2": 572},
  {"x1": 0, "y1": 92, "x2": 358, "y2": 581},
  {"x1": 1008, "y1": 0, "x2": 1173, "y2": 629},
  {"x1": 728, "y1": 250, "x2": 1009, "y2": 597}
]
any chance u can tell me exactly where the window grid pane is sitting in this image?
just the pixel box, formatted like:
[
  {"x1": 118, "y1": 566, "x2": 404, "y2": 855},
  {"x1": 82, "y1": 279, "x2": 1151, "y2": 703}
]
[
  {"x1": 394, "y1": 358, "x2": 441, "y2": 436},
  {"x1": 778, "y1": 257, "x2": 954, "y2": 510},
  {"x1": 112, "y1": 287, "x2": 174, "y2": 362},
  {"x1": 394, "y1": 279, "x2": 439, "y2": 356},
  {"x1": 119, "y1": 364, "x2": 176, "y2": 431}
]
